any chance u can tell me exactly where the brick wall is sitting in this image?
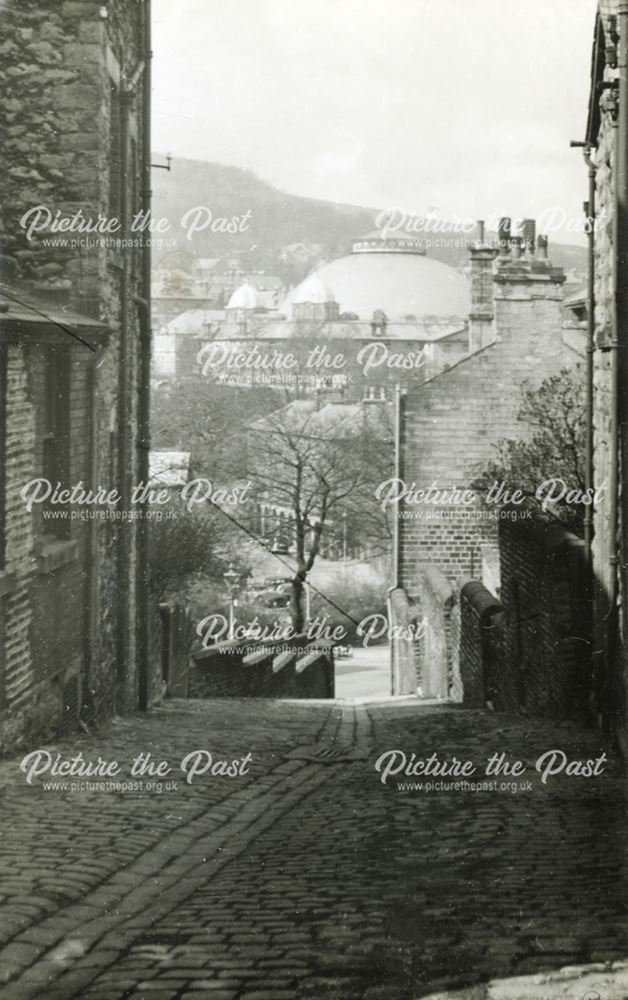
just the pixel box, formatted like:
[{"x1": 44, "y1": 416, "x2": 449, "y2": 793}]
[
  {"x1": 451, "y1": 579, "x2": 504, "y2": 708},
  {"x1": 399, "y1": 250, "x2": 578, "y2": 595},
  {"x1": 413, "y1": 518, "x2": 592, "y2": 722},
  {"x1": 498, "y1": 517, "x2": 591, "y2": 720}
]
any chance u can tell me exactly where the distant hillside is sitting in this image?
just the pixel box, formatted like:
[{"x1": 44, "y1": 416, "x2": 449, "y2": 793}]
[{"x1": 152, "y1": 157, "x2": 587, "y2": 281}]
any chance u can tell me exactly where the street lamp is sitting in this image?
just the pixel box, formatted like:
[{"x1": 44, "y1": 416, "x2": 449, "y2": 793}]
[{"x1": 224, "y1": 563, "x2": 239, "y2": 640}]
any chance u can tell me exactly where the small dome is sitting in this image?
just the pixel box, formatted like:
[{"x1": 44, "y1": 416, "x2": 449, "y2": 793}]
[
  {"x1": 227, "y1": 281, "x2": 259, "y2": 309},
  {"x1": 291, "y1": 273, "x2": 335, "y2": 305}
]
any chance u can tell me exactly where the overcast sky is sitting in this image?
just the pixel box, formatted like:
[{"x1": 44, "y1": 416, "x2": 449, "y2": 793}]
[{"x1": 152, "y1": 0, "x2": 598, "y2": 244}]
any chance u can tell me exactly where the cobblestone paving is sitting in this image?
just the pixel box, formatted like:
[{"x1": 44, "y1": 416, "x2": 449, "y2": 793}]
[{"x1": 0, "y1": 698, "x2": 626, "y2": 1000}]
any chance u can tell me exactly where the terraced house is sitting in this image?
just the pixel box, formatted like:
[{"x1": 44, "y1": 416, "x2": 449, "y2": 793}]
[{"x1": 0, "y1": 0, "x2": 155, "y2": 752}]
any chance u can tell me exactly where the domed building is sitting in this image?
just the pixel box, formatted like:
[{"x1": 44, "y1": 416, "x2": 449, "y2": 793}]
[
  {"x1": 281, "y1": 238, "x2": 470, "y2": 321},
  {"x1": 227, "y1": 281, "x2": 259, "y2": 311},
  {"x1": 169, "y1": 238, "x2": 473, "y2": 394},
  {"x1": 289, "y1": 273, "x2": 339, "y2": 322},
  {"x1": 292, "y1": 272, "x2": 335, "y2": 305}
]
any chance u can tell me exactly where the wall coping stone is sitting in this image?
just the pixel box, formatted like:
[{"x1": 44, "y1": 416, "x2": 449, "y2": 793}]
[
  {"x1": 458, "y1": 578, "x2": 503, "y2": 622},
  {"x1": 417, "y1": 563, "x2": 456, "y2": 606}
]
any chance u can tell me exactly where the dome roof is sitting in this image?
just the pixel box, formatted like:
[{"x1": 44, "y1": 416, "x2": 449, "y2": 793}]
[
  {"x1": 227, "y1": 281, "x2": 259, "y2": 309},
  {"x1": 281, "y1": 248, "x2": 469, "y2": 320},
  {"x1": 291, "y1": 272, "x2": 335, "y2": 305}
]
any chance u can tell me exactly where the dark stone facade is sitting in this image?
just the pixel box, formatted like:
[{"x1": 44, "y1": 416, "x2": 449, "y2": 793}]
[{"x1": 0, "y1": 0, "x2": 155, "y2": 753}]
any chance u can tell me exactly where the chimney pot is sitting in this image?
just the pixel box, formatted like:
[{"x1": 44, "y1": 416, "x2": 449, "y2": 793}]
[
  {"x1": 477, "y1": 220, "x2": 485, "y2": 243},
  {"x1": 498, "y1": 216, "x2": 511, "y2": 254},
  {"x1": 522, "y1": 218, "x2": 536, "y2": 254}
]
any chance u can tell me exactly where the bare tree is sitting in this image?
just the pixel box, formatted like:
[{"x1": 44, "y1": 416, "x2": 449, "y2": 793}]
[
  {"x1": 473, "y1": 367, "x2": 586, "y2": 532},
  {"x1": 247, "y1": 400, "x2": 393, "y2": 631}
]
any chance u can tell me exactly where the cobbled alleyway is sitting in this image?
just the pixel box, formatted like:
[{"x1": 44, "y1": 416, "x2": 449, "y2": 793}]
[{"x1": 0, "y1": 698, "x2": 627, "y2": 1000}]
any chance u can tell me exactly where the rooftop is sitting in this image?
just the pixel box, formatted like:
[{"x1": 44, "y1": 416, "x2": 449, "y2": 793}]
[{"x1": 281, "y1": 244, "x2": 470, "y2": 321}]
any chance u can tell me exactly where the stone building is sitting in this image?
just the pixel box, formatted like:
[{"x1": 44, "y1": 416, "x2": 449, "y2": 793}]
[
  {"x1": 396, "y1": 222, "x2": 580, "y2": 593},
  {"x1": 0, "y1": 0, "x2": 154, "y2": 752},
  {"x1": 388, "y1": 222, "x2": 585, "y2": 696},
  {"x1": 585, "y1": 0, "x2": 628, "y2": 751},
  {"x1": 167, "y1": 237, "x2": 473, "y2": 399}
]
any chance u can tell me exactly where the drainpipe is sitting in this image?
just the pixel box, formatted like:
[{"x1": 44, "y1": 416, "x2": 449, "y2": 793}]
[
  {"x1": 392, "y1": 382, "x2": 402, "y2": 590},
  {"x1": 583, "y1": 147, "x2": 596, "y2": 568},
  {"x1": 83, "y1": 354, "x2": 99, "y2": 720},
  {"x1": 583, "y1": 149, "x2": 598, "y2": 729},
  {"x1": 569, "y1": 141, "x2": 598, "y2": 719},
  {"x1": 136, "y1": 0, "x2": 152, "y2": 711},
  {"x1": 578, "y1": 143, "x2": 598, "y2": 725},
  {"x1": 388, "y1": 383, "x2": 403, "y2": 694}
]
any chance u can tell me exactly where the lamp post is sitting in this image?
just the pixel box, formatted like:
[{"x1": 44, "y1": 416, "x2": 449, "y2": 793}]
[{"x1": 224, "y1": 563, "x2": 239, "y2": 640}]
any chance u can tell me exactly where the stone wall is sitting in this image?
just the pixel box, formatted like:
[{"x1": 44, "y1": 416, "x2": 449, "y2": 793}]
[
  {"x1": 189, "y1": 635, "x2": 335, "y2": 700},
  {"x1": 413, "y1": 565, "x2": 455, "y2": 699},
  {"x1": 0, "y1": 0, "x2": 152, "y2": 754},
  {"x1": 387, "y1": 587, "x2": 418, "y2": 696},
  {"x1": 589, "y1": 72, "x2": 627, "y2": 750}
]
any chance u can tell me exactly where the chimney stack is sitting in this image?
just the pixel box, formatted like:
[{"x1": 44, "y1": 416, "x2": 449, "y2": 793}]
[
  {"x1": 537, "y1": 234, "x2": 549, "y2": 260},
  {"x1": 468, "y1": 228, "x2": 499, "y2": 351}
]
